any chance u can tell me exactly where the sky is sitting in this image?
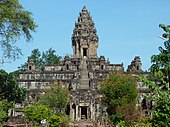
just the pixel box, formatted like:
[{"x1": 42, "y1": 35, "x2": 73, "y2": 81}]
[{"x1": 1, "y1": 0, "x2": 170, "y2": 72}]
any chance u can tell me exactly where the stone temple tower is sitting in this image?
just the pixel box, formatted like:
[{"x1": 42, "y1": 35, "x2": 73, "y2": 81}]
[
  {"x1": 72, "y1": 6, "x2": 98, "y2": 58},
  {"x1": 127, "y1": 56, "x2": 143, "y2": 72},
  {"x1": 17, "y1": 6, "x2": 124, "y2": 126}
]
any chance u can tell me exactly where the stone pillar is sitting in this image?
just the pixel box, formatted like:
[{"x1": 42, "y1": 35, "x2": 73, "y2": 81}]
[
  {"x1": 73, "y1": 46, "x2": 75, "y2": 57},
  {"x1": 88, "y1": 107, "x2": 91, "y2": 120},
  {"x1": 79, "y1": 106, "x2": 81, "y2": 120},
  {"x1": 70, "y1": 102, "x2": 74, "y2": 121},
  {"x1": 81, "y1": 47, "x2": 83, "y2": 57},
  {"x1": 76, "y1": 42, "x2": 79, "y2": 57},
  {"x1": 76, "y1": 105, "x2": 79, "y2": 121},
  {"x1": 87, "y1": 48, "x2": 89, "y2": 57},
  {"x1": 90, "y1": 104, "x2": 93, "y2": 120},
  {"x1": 87, "y1": 107, "x2": 88, "y2": 120}
]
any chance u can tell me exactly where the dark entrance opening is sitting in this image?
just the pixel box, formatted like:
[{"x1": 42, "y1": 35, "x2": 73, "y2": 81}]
[
  {"x1": 81, "y1": 106, "x2": 87, "y2": 119},
  {"x1": 65, "y1": 104, "x2": 70, "y2": 115},
  {"x1": 142, "y1": 98, "x2": 147, "y2": 110},
  {"x1": 83, "y1": 48, "x2": 87, "y2": 57},
  {"x1": 29, "y1": 66, "x2": 32, "y2": 70},
  {"x1": 136, "y1": 65, "x2": 139, "y2": 70},
  {"x1": 66, "y1": 64, "x2": 69, "y2": 70},
  {"x1": 101, "y1": 65, "x2": 104, "y2": 70}
]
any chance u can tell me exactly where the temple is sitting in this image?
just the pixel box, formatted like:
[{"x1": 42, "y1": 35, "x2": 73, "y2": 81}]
[
  {"x1": 72, "y1": 6, "x2": 98, "y2": 58},
  {"x1": 16, "y1": 6, "x2": 149, "y2": 126}
]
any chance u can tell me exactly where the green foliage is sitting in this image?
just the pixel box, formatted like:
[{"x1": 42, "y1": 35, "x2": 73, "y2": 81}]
[
  {"x1": 40, "y1": 48, "x2": 62, "y2": 70},
  {"x1": 100, "y1": 74, "x2": 137, "y2": 105},
  {"x1": 18, "y1": 48, "x2": 62, "y2": 71},
  {"x1": 117, "y1": 120, "x2": 128, "y2": 127},
  {"x1": 23, "y1": 83, "x2": 69, "y2": 126},
  {"x1": 0, "y1": 69, "x2": 26, "y2": 103},
  {"x1": 141, "y1": 77, "x2": 170, "y2": 127},
  {"x1": 0, "y1": 0, "x2": 37, "y2": 61},
  {"x1": 18, "y1": 48, "x2": 41, "y2": 71},
  {"x1": 152, "y1": 94, "x2": 170, "y2": 127},
  {"x1": 48, "y1": 115, "x2": 61, "y2": 127},
  {"x1": 29, "y1": 49, "x2": 42, "y2": 65},
  {"x1": 0, "y1": 99, "x2": 12, "y2": 112},
  {"x1": 23, "y1": 103, "x2": 69, "y2": 126},
  {"x1": 0, "y1": 99, "x2": 12, "y2": 124},
  {"x1": 100, "y1": 73, "x2": 139, "y2": 125},
  {"x1": 55, "y1": 112, "x2": 70, "y2": 127},
  {"x1": 150, "y1": 24, "x2": 170, "y2": 89},
  {"x1": 150, "y1": 24, "x2": 170, "y2": 127},
  {"x1": 42, "y1": 48, "x2": 62, "y2": 65},
  {"x1": 133, "y1": 117, "x2": 152, "y2": 127},
  {"x1": 23, "y1": 104, "x2": 51, "y2": 126},
  {"x1": 0, "y1": 109, "x2": 7, "y2": 124},
  {"x1": 141, "y1": 24, "x2": 170, "y2": 127},
  {"x1": 39, "y1": 84, "x2": 69, "y2": 112}
]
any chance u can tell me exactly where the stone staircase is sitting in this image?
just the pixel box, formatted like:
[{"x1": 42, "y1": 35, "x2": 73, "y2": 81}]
[
  {"x1": 77, "y1": 120, "x2": 94, "y2": 127},
  {"x1": 79, "y1": 58, "x2": 89, "y2": 89}
]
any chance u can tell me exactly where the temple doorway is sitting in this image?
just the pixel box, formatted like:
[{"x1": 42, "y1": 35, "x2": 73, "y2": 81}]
[
  {"x1": 83, "y1": 48, "x2": 87, "y2": 57},
  {"x1": 65, "y1": 104, "x2": 70, "y2": 115},
  {"x1": 81, "y1": 106, "x2": 87, "y2": 119}
]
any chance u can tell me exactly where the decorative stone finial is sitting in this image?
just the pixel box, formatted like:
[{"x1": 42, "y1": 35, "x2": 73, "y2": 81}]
[{"x1": 82, "y1": 6, "x2": 87, "y2": 11}]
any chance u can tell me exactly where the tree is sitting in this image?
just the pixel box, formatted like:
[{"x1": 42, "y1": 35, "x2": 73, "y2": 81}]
[
  {"x1": 29, "y1": 48, "x2": 42, "y2": 65},
  {"x1": 0, "y1": 0, "x2": 36, "y2": 61},
  {"x1": 39, "y1": 84, "x2": 69, "y2": 112},
  {"x1": 150, "y1": 24, "x2": 170, "y2": 89},
  {"x1": 100, "y1": 73, "x2": 139, "y2": 126},
  {"x1": 0, "y1": 99, "x2": 12, "y2": 125},
  {"x1": 18, "y1": 48, "x2": 41, "y2": 71},
  {"x1": 141, "y1": 24, "x2": 170, "y2": 127},
  {"x1": 23, "y1": 104, "x2": 51, "y2": 126},
  {"x1": 38, "y1": 83, "x2": 69, "y2": 127},
  {"x1": 40, "y1": 48, "x2": 62, "y2": 71},
  {"x1": 42, "y1": 48, "x2": 62, "y2": 65},
  {"x1": 0, "y1": 109, "x2": 7, "y2": 127},
  {"x1": 18, "y1": 48, "x2": 62, "y2": 71},
  {"x1": 48, "y1": 115, "x2": 62, "y2": 127},
  {"x1": 0, "y1": 69, "x2": 26, "y2": 103}
]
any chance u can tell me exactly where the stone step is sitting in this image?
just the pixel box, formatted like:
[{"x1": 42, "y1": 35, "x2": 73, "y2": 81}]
[
  {"x1": 80, "y1": 80, "x2": 89, "y2": 85},
  {"x1": 78, "y1": 120, "x2": 94, "y2": 127},
  {"x1": 80, "y1": 78, "x2": 89, "y2": 89},
  {"x1": 79, "y1": 84, "x2": 89, "y2": 89},
  {"x1": 81, "y1": 74, "x2": 88, "y2": 79},
  {"x1": 80, "y1": 81, "x2": 89, "y2": 85},
  {"x1": 79, "y1": 58, "x2": 89, "y2": 90},
  {"x1": 81, "y1": 74, "x2": 88, "y2": 77},
  {"x1": 81, "y1": 76, "x2": 88, "y2": 79}
]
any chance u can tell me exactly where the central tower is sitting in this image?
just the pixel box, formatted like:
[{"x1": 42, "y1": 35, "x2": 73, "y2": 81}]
[{"x1": 72, "y1": 6, "x2": 98, "y2": 58}]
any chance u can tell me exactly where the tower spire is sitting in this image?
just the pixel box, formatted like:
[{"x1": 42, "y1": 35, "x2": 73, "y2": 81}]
[
  {"x1": 82, "y1": 6, "x2": 87, "y2": 11},
  {"x1": 72, "y1": 6, "x2": 98, "y2": 58}
]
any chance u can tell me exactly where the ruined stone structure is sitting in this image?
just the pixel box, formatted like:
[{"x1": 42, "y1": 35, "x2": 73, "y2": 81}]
[
  {"x1": 127, "y1": 56, "x2": 143, "y2": 72},
  {"x1": 17, "y1": 6, "x2": 148, "y2": 126},
  {"x1": 127, "y1": 57, "x2": 151, "y2": 116}
]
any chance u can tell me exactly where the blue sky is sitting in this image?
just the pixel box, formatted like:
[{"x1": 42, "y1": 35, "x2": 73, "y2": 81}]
[{"x1": 1, "y1": 0, "x2": 170, "y2": 72}]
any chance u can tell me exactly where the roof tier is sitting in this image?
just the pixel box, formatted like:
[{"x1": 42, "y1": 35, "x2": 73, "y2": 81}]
[{"x1": 72, "y1": 6, "x2": 98, "y2": 42}]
